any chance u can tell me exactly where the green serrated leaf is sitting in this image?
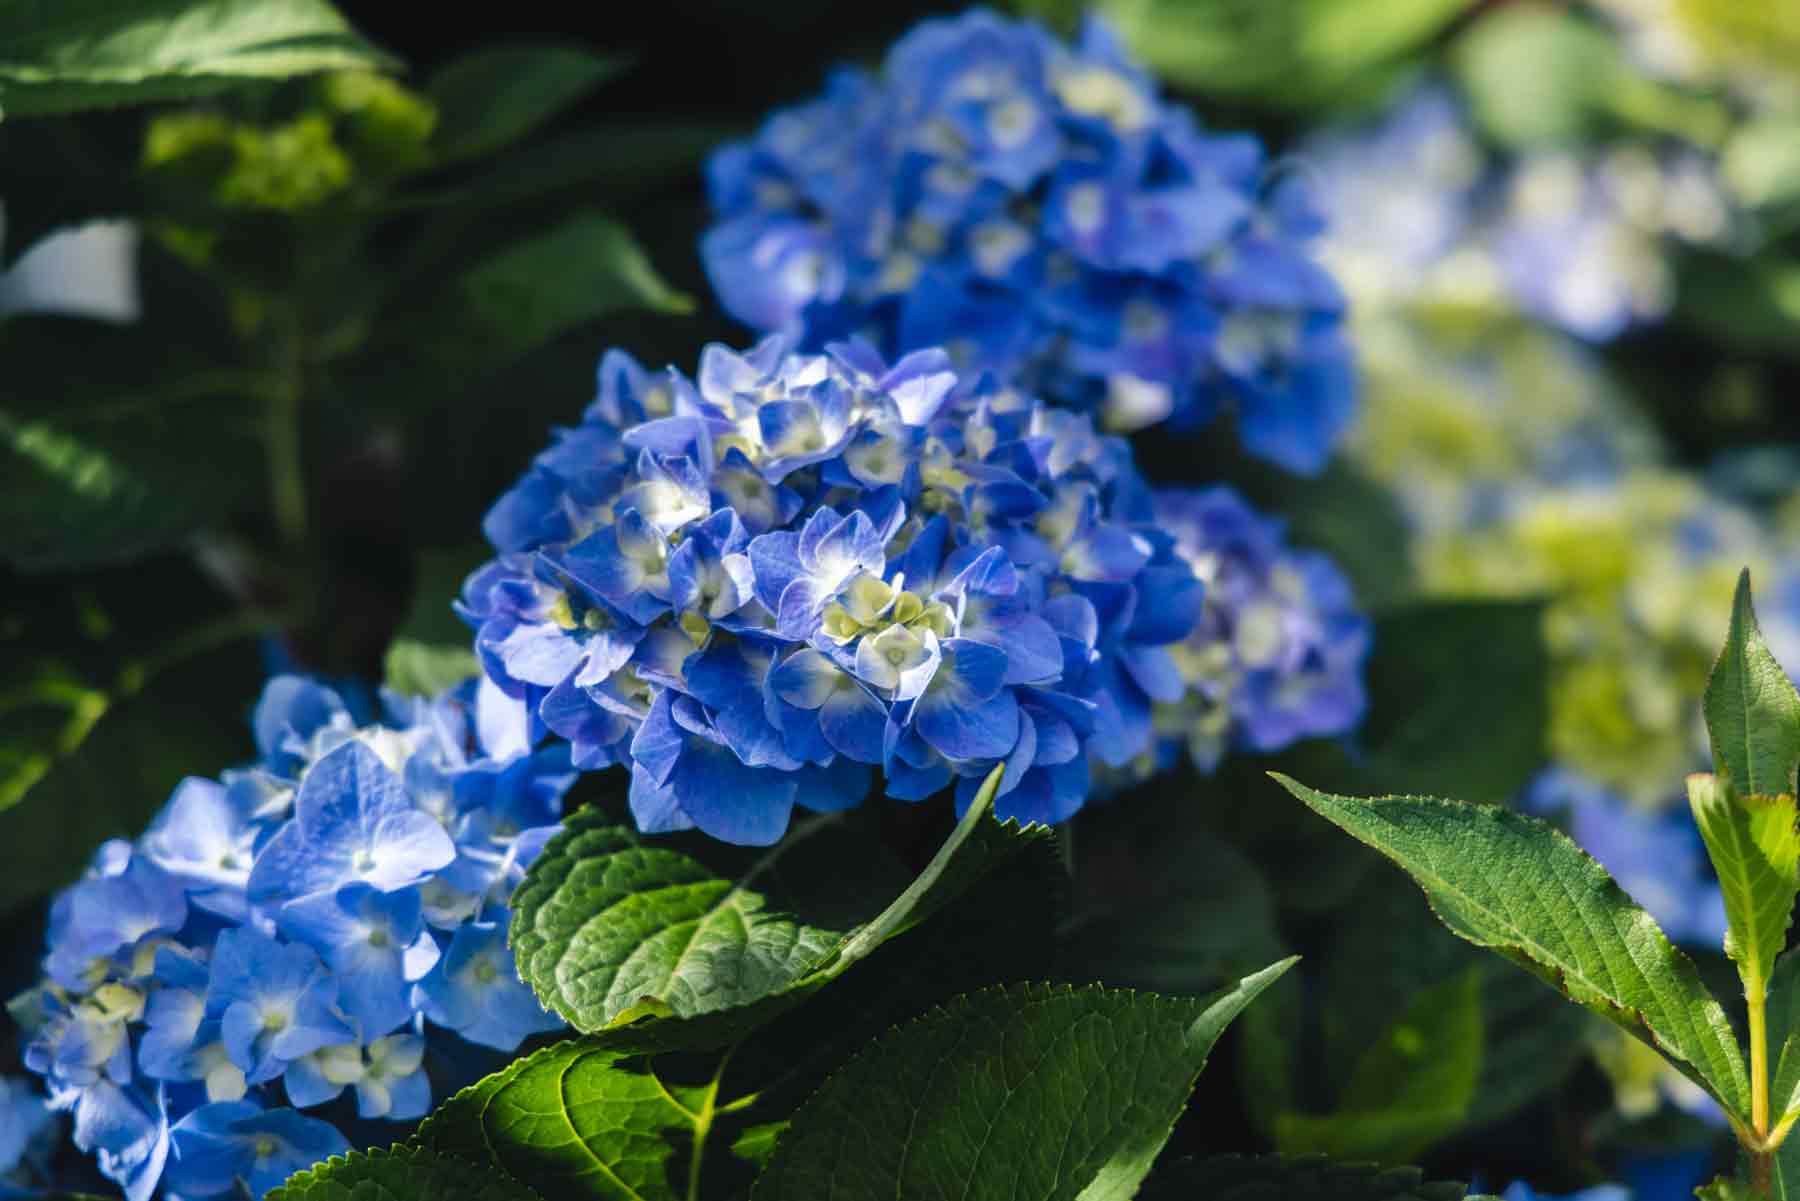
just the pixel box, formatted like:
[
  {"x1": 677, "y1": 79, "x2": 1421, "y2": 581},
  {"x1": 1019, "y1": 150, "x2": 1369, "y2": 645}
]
[
  {"x1": 441, "y1": 209, "x2": 691, "y2": 367},
  {"x1": 751, "y1": 964, "x2": 1295, "y2": 1201},
  {"x1": 510, "y1": 764, "x2": 1049, "y2": 1049},
  {"x1": 412, "y1": 1042, "x2": 695, "y2": 1201},
  {"x1": 1271, "y1": 774, "x2": 1753, "y2": 1125},
  {"x1": 1140, "y1": 1153, "x2": 1475, "y2": 1201},
  {"x1": 0, "y1": 0, "x2": 393, "y2": 119},
  {"x1": 1275, "y1": 966, "x2": 1484, "y2": 1163},
  {"x1": 424, "y1": 42, "x2": 630, "y2": 164},
  {"x1": 381, "y1": 638, "x2": 477, "y2": 698},
  {"x1": 270, "y1": 1144, "x2": 543, "y2": 1201},
  {"x1": 1705, "y1": 570, "x2": 1800, "y2": 799},
  {"x1": 1687, "y1": 773, "x2": 1799, "y2": 1001},
  {"x1": 1768, "y1": 952, "x2": 1800, "y2": 1144}
]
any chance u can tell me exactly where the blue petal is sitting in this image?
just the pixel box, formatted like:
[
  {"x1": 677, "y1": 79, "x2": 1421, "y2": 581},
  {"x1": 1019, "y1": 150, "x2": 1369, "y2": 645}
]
[
  {"x1": 668, "y1": 738, "x2": 796, "y2": 846},
  {"x1": 915, "y1": 683, "x2": 1020, "y2": 763},
  {"x1": 819, "y1": 682, "x2": 886, "y2": 763}
]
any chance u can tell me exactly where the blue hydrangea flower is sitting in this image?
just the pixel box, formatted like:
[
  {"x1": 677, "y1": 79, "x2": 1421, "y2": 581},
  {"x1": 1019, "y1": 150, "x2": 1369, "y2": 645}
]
[
  {"x1": 165, "y1": 1102, "x2": 350, "y2": 1199},
  {"x1": 1499, "y1": 1184, "x2": 1630, "y2": 1201},
  {"x1": 416, "y1": 921, "x2": 563, "y2": 1051},
  {"x1": 700, "y1": 10, "x2": 1357, "y2": 473},
  {"x1": 1142, "y1": 486, "x2": 1369, "y2": 774},
  {"x1": 10, "y1": 674, "x2": 575, "y2": 1200},
  {"x1": 0, "y1": 1075, "x2": 56, "y2": 1183},
  {"x1": 466, "y1": 335, "x2": 1210, "y2": 841}
]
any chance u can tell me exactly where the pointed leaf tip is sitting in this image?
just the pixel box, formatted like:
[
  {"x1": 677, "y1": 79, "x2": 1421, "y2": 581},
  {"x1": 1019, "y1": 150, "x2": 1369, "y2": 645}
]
[{"x1": 1705, "y1": 566, "x2": 1800, "y2": 798}]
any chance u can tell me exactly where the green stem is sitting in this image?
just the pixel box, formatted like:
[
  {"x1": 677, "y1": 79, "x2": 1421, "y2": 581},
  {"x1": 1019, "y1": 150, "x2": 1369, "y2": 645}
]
[
  {"x1": 684, "y1": 1046, "x2": 737, "y2": 1201},
  {"x1": 1752, "y1": 984, "x2": 1774, "y2": 1193},
  {"x1": 1754, "y1": 987, "x2": 1772, "y2": 1139}
]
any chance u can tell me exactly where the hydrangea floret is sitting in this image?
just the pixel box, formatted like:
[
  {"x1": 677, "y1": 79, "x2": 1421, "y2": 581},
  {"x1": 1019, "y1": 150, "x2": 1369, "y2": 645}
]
[
  {"x1": 463, "y1": 333, "x2": 1206, "y2": 841},
  {"x1": 700, "y1": 9, "x2": 1355, "y2": 473},
  {"x1": 1147, "y1": 486, "x2": 1369, "y2": 774},
  {"x1": 9, "y1": 676, "x2": 572, "y2": 1201}
]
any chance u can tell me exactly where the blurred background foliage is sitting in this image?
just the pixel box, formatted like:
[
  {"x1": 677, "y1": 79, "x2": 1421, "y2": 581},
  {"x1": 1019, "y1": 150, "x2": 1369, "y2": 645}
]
[{"x1": 7, "y1": 0, "x2": 1800, "y2": 1196}]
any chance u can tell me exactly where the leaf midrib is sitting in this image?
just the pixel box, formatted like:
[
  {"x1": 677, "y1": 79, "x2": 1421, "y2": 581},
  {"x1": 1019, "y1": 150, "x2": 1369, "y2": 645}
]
[{"x1": 1350, "y1": 799, "x2": 1739, "y2": 1105}]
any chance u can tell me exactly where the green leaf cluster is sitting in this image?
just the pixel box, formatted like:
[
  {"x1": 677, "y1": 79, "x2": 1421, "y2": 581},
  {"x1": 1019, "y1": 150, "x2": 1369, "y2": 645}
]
[
  {"x1": 268, "y1": 767, "x2": 1430, "y2": 1201},
  {"x1": 0, "y1": 2, "x2": 701, "y2": 833},
  {"x1": 1277, "y1": 570, "x2": 1800, "y2": 1195}
]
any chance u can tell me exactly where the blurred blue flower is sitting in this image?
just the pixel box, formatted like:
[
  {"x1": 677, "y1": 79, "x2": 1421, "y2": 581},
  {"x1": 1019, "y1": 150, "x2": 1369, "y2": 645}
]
[
  {"x1": 701, "y1": 10, "x2": 1356, "y2": 471},
  {"x1": 1500, "y1": 1183, "x2": 1630, "y2": 1201},
  {"x1": 1306, "y1": 82, "x2": 1736, "y2": 341},
  {"x1": 465, "y1": 335, "x2": 1228, "y2": 840},
  {"x1": 0, "y1": 1076, "x2": 55, "y2": 1182}
]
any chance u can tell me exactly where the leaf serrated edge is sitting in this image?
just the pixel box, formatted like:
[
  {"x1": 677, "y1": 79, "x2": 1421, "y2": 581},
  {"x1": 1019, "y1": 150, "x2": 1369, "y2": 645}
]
[
  {"x1": 752, "y1": 968, "x2": 1295, "y2": 1197},
  {"x1": 1269, "y1": 773, "x2": 1754, "y2": 1126},
  {"x1": 270, "y1": 1142, "x2": 546, "y2": 1201}
]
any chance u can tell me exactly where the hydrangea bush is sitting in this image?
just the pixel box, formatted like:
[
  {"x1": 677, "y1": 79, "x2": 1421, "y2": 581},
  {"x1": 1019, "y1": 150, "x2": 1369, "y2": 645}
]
[
  {"x1": 9, "y1": 678, "x2": 570, "y2": 1200},
  {"x1": 16, "y1": 0, "x2": 1800, "y2": 1197},
  {"x1": 700, "y1": 10, "x2": 1356, "y2": 472}
]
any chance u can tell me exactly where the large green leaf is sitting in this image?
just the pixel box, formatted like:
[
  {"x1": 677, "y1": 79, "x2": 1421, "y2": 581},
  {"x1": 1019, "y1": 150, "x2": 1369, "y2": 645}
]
[
  {"x1": 438, "y1": 210, "x2": 692, "y2": 367},
  {"x1": 1450, "y1": 3, "x2": 1622, "y2": 148},
  {"x1": 0, "y1": 0, "x2": 392, "y2": 119},
  {"x1": 510, "y1": 765, "x2": 1051, "y2": 1048},
  {"x1": 424, "y1": 43, "x2": 630, "y2": 165},
  {"x1": 1074, "y1": 0, "x2": 1464, "y2": 112},
  {"x1": 270, "y1": 1145, "x2": 542, "y2": 1201},
  {"x1": 1272, "y1": 775, "x2": 1753, "y2": 1125},
  {"x1": 414, "y1": 1041, "x2": 720, "y2": 1201},
  {"x1": 751, "y1": 964, "x2": 1296, "y2": 1201},
  {"x1": 1704, "y1": 570, "x2": 1800, "y2": 798},
  {"x1": 1274, "y1": 967, "x2": 1484, "y2": 1163},
  {"x1": 1140, "y1": 1154, "x2": 1480, "y2": 1201},
  {"x1": 1767, "y1": 952, "x2": 1800, "y2": 1149},
  {"x1": 1687, "y1": 773, "x2": 1799, "y2": 1001}
]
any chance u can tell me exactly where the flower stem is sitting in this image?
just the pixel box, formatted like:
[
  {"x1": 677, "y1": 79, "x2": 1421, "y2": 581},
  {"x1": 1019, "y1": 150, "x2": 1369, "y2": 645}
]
[{"x1": 1751, "y1": 983, "x2": 1774, "y2": 1193}]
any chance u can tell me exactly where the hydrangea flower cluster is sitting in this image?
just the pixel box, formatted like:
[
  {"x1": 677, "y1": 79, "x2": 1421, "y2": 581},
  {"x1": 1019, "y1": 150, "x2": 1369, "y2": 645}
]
[
  {"x1": 1308, "y1": 84, "x2": 1737, "y2": 341},
  {"x1": 464, "y1": 334, "x2": 1207, "y2": 840},
  {"x1": 1146, "y1": 487, "x2": 1369, "y2": 773},
  {"x1": 8, "y1": 676, "x2": 572, "y2": 1201},
  {"x1": 700, "y1": 10, "x2": 1356, "y2": 473}
]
